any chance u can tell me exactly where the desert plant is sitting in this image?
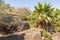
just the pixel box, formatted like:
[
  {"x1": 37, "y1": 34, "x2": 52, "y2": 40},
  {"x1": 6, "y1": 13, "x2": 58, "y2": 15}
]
[{"x1": 43, "y1": 30, "x2": 52, "y2": 40}]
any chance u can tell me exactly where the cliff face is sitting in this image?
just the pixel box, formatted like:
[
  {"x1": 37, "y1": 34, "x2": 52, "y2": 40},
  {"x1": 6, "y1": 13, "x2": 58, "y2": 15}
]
[{"x1": 0, "y1": 28, "x2": 42, "y2": 40}]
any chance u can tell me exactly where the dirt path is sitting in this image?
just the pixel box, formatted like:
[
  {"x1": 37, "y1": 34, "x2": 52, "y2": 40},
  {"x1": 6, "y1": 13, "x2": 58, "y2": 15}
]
[{"x1": 52, "y1": 32, "x2": 60, "y2": 40}]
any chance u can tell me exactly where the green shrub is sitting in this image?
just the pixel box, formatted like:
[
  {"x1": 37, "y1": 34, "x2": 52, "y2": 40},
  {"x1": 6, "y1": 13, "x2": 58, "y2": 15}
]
[
  {"x1": 57, "y1": 27, "x2": 60, "y2": 31},
  {"x1": 43, "y1": 30, "x2": 52, "y2": 40}
]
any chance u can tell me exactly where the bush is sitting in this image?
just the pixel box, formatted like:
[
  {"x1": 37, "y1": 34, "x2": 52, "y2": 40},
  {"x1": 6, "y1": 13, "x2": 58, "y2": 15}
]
[
  {"x1": 43, "y1": 30, "x2": 52, "y2": 40},
  {"x1": 0, "y1": 13, "x2": 14, "y2": 25},
  {"x1": 0, "y1": 13, "x2": 16, "y2": 34}
]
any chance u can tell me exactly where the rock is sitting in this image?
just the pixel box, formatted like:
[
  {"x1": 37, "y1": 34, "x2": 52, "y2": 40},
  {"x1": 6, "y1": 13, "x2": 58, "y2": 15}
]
[
  {"x1": 9, "y1": 21, "x2": 30, "y2": 34},
  {"x1": 0, "y1": 34, "x2": 3, "y2": 37},
  {"x1": 24, "y1": 29, "x2": 42, "y2": 40},
  {"x1": 0, "y1": 21, "x2": 30, "y2": 34},
  {"x1": 0, "y1": 28, "x2": 42, "y2": 40},
  {"x1": 52, "y1": 32, "x2": 60, "y2": 40}
]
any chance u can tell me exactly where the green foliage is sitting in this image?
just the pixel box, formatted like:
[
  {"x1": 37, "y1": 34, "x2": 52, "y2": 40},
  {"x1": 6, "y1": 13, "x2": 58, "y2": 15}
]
[
  {"x1": 43, "y1": 30, "x2": 52, "y2": 40},
  {"x1": 52, "y1": 9, "x2": 60, "y2": 31},
  {"x1": 29, "y1": 12, "x2": 39, "y2": 27},
  {"x1": 29, "y1": 2, "x2": 60, "y2": 32},
  {"x1": 29, "y1": 3, "x2": 54, "y2": 28}
]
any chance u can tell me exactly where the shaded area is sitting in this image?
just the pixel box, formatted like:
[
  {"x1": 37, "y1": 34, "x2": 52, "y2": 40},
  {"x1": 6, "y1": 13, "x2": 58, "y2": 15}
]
[{"x1": 0, "y1": 33, "x2": 25, "y2": 40}]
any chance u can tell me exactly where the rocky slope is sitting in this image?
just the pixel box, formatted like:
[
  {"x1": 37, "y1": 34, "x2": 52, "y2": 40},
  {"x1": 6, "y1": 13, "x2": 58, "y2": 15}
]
[{"x1": 0, "y1": 28, "x2": 42, "y2": 40}]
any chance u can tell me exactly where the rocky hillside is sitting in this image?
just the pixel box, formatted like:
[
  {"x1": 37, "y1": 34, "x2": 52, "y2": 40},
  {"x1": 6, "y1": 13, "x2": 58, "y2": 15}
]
[
  {"x1": 0, "y1": 28, "x2": 60, "y2": 40},
  {"x1": 0, "y1": 28, "x2": 42, "y2": 40}
]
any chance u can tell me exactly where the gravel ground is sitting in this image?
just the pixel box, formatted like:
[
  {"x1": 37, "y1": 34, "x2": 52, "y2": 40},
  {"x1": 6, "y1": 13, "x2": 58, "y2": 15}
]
[{"x1": 52, "y1": 32, "x2": 60, "y2": 40}]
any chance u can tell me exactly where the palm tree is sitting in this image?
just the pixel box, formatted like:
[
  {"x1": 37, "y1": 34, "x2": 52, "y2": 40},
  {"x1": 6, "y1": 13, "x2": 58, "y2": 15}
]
[
  {"x1": 33, "y1": 3, "x2": 54, "y2": 28},
  {"x1": 29, "y1": 3, "x2": 55, "y2": 34}
]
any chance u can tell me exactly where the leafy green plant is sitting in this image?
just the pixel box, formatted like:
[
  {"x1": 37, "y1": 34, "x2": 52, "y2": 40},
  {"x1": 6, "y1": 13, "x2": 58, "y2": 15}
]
[
  {"x1": 29, "y1": 3, "x2": 54, "y2": 28},
  {"x1": 43, "y1": 30, "x2": 52, "y2": 40}
]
